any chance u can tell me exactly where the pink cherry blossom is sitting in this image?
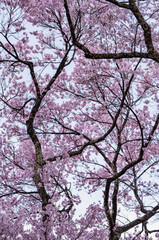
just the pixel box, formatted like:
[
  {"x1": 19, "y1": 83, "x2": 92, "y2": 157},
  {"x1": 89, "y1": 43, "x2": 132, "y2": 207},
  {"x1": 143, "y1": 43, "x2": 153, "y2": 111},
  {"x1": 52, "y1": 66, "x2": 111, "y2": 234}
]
[{"x1": 0, "y1": 0, "x2": 159, "y2": 239}]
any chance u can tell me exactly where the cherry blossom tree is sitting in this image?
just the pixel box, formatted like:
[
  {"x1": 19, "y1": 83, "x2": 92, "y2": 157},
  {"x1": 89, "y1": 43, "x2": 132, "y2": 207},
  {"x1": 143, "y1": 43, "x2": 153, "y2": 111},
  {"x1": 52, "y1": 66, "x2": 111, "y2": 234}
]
[{"x1": 0, "y1": 0, "x2": 159, "y2": 239}]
